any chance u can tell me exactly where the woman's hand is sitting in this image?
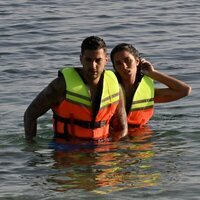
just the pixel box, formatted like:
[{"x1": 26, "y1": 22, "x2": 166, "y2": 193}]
[{"x1": 140, "y1": 58, "x2": 155, "y2": 76}]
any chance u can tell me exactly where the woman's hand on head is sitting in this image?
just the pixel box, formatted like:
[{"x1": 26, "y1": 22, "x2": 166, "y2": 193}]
[{"x1": 140, "y1": 58, "x2": 155, "y2": 76}]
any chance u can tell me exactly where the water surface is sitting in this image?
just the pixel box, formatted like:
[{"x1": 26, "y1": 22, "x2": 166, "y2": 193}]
[{"x1": 0, "y1": 0, "x2": 199, "y2": 199}]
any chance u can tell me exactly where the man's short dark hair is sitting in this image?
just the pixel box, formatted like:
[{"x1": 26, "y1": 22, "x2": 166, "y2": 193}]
[{"x1": 81, "y1": 36, "x2": 107, "y2": 55}]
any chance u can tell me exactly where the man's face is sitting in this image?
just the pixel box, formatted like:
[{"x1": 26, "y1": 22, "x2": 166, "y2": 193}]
[{"x1": 80, "y1": 48, "x2": 108, "y2": 84}]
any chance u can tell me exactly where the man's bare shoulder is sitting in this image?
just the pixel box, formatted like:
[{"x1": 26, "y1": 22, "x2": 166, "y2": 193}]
[
  {"x1": 43, "y1": 75, "x2": 66, "y2": 104},
  {"x1": 49, "y1": 75, "x2": 65, "y2": 92}
]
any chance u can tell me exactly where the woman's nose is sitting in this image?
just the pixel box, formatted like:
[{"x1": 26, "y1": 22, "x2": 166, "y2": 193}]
[{"x1": 121, "y1": 62, "x2": 127, "y2": 69}]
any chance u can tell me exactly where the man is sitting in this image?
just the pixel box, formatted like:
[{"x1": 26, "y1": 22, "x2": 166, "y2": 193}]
[{"x1": 24, "y1": 36, "x2": 127, "y2": 142}]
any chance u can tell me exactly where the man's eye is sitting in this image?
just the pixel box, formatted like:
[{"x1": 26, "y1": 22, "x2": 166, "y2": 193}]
[{"x1": 96, "y1": 59, "x2": 102, "y2": 63}]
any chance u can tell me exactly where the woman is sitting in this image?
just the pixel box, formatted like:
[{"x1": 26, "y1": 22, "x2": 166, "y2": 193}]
[{"x1": 110, "y1": 43, "x2": 192, "y2": 131}]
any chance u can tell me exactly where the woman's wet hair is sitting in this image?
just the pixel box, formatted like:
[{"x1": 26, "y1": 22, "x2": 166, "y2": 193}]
[{"x1": 110, "y1": 43, "x2": 140, "y2": 68}]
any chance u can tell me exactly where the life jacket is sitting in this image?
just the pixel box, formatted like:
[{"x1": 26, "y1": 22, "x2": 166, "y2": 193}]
[
  {"x1": 52, "y1": 67, "x2": 120, "y2": 140},
  {"x1": 127, "y1": 75, "x2": 154, "y2": 127}
]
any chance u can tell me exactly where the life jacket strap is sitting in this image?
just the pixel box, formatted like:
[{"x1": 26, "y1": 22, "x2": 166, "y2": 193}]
[
  {"x1": 53, "y1": 115, "x2": 70, "y2": 140},
  {"x1": 53, "y1": 113, "x2": 107, "y2": 129},
  {"x1": 128, "y1": 124, "x2": 141, "y2": 128}
]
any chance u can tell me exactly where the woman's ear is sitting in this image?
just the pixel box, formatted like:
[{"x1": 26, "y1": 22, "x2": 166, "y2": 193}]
[
  {"x1": 106, "y1": 54, "x2": 109, "y2": 63},
  {"x1": 136, "y1": 57, "x2": 140, "y2": 66}
]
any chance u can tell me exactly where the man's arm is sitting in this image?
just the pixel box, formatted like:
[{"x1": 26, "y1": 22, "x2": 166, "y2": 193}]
[
  {"x1": 109, "y1": 87, "x2": 128, "y2": 141},
  {"x1": 24, "y1": 76, "x2": 65, "y2": 141},
  {"x1": 140, "y1": 59, "x2": 192, "y2": 103}
]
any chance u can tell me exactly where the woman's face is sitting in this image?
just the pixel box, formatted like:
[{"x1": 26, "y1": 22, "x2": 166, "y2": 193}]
[{"x1": 113, "y1": 50, "x2": 139, "y2": 81}]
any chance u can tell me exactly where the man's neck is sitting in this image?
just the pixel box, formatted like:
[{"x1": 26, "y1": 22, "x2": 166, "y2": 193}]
[
  {"x1": 79, "y1": 69, "x2": 100, "y2": 87},
  {"x1": 87, "y1": 78, "x2": 100, "y2": 87}
]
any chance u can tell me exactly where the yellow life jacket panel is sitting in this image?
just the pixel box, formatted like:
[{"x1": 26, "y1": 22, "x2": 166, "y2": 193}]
[{"x1": 127, "y1": 75, "x2": 154, "y2": 126}]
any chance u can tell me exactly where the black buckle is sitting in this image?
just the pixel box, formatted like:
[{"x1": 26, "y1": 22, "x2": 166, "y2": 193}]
[
  {"x1": 77, "y1": 120, "x2": 107, "y2": 129},
  {"x1": 93, "y1": 121, "x2": 107, "y2": 128},
  {"x1": 128, "y1": 124, "x2": 141, "y2": 128}
]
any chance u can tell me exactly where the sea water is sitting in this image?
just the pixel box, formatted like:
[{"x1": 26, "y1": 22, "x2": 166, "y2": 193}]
[{"x1": 0, "y1": 0, "x2": 199, "y2": 199}]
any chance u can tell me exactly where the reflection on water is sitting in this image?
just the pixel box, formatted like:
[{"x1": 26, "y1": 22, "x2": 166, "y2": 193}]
[
  {"x1": 29, "y1": 128, "x2": 161, "y2": 195},
  {"x1": 0, "y1": 125, "x2": 190, "y2": 198}
]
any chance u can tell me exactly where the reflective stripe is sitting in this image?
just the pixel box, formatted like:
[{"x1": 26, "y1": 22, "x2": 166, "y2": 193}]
[
  {"x1": 66, "y1": 90, "x2": 91, "y2": 107},
  {"x1": 101, "y1": 92, "x2": 119, "y2": 108},
  {"x1": 67, "y1": 90, "x2": 90, "y2": 101},
  {"x1": 131, "y1": 98, "x2": 154, "y2": 111},
  {"x1": 133, "y1": 97, "x2": 154, "y2": 104},
  {"x1": 131, "y1": 105, "x2": 154, "y2": 111}
]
